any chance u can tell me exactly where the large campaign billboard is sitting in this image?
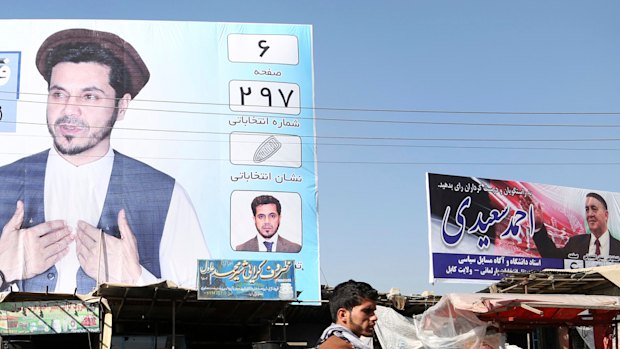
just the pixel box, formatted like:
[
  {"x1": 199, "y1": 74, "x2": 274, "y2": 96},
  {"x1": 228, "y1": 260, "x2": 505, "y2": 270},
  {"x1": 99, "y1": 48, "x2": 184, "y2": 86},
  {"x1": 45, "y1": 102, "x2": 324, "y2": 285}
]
[
  {"x1": 427, "y1": 172, "x2": 620, "y2": 283},
  {"x1": 0, "y1": 20, "x2": 319, "y2": 302}
]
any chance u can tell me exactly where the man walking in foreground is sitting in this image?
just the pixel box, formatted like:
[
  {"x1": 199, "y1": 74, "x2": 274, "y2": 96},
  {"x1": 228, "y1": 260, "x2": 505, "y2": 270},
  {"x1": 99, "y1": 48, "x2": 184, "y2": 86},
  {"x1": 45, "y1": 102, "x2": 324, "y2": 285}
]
[{"x1": 317, "y1": 280, "x2": 378, "y2": 349}]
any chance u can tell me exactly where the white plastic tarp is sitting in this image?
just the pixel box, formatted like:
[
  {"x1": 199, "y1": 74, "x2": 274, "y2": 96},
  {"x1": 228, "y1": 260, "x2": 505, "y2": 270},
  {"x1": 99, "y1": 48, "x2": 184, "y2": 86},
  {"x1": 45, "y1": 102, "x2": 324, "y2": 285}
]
[{"x1": 375, "y1": 293, "x2": 620, "y2": 349}]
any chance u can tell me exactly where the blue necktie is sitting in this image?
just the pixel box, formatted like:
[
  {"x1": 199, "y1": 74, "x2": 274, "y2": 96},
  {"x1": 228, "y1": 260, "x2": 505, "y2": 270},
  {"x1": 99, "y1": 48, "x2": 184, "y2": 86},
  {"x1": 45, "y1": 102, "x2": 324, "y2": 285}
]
[{"x1": 264, "y1": 241, "x2": 274, "y2": 252}]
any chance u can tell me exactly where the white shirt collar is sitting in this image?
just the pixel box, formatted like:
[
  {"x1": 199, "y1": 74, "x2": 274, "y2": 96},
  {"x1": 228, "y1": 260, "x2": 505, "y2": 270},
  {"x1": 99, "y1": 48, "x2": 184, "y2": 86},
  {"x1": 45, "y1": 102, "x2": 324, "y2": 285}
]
[
  {"x1": 256, "y1": 233, "x2": 279, "y2": 252},
  {"x1": 48, "y1": 146, "x2": 115, "y2": 170},
  {"x1": 589, "y1": 230, "x2": 611, "y2": 256}
]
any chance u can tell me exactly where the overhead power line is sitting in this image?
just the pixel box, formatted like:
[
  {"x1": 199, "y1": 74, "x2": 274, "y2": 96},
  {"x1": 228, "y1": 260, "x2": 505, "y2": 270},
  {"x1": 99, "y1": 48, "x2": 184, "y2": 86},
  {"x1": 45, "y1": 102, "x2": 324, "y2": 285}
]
[
  {"x1": 4, "y1": 94, "x2": 620, "y2": 128},
  {"x1": 7, "y1": 90, "x2": 620, "y2": 115},
  {"x1": 5, "y1": 119, "x2": 620, "y2": 143},
  {"x1": 5, "y1": 91, "x2": 620, "y2": 167},
  {"x1": 0, "y1": 149, "x2": 616, "y2": 166}
]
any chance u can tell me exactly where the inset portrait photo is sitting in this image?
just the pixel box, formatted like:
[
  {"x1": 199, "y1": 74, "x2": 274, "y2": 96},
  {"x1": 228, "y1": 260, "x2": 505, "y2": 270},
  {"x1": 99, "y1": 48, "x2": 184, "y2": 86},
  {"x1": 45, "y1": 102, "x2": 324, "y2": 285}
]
[{"x1": 231, "y1": 191, "x2": 302, "y2": 253}]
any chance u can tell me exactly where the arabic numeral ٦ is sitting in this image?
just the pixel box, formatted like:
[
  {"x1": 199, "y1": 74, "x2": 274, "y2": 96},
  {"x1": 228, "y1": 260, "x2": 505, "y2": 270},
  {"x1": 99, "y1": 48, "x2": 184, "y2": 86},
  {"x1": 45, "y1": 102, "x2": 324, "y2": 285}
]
[{"x1": 258, "y1": 40, "x2": 270, "y2": 57}]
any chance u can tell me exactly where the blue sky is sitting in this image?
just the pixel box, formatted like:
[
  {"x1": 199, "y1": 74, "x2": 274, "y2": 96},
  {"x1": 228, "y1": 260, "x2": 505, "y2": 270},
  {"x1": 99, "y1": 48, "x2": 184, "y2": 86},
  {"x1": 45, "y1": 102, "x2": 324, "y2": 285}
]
[{"x1": 5, "y1": 1, "x2": 620, "y2": 295}]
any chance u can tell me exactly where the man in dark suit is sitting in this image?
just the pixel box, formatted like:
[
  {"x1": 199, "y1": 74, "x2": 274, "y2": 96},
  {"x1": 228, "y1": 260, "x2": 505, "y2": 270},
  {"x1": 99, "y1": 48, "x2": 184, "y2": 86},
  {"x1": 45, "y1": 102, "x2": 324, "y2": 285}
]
[
  {"x1": 236, "y1": 195, "x2": 301, "y2": 253},
  {"x1": 532, "y1": 192, "x2": 620, "y2": 259}
]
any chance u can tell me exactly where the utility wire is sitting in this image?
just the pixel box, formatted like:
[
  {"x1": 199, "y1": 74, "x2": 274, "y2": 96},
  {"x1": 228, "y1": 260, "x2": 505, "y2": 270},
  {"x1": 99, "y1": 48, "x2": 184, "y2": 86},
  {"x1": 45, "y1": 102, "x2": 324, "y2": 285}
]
[
  {"x1": 5, "y1": 94, "x2": 620, "y2": 128},
  {"x1": 3, "y1": 115, "x2": 620, "y2": 143},
  {"x1": 5, "y1": 132, "x2": 620, "y2": 150},
  {"x1": 0, "y1": 150, "x2": 615, "y2": 166},
  {"x1": 6, "y1": 121, "x2": 620, "y2": 143},
  {"x1": 7, "y1": 91, "x2": 620, "y2": 116},
  {"x1": 6, "y1": 92, "x2": 620, "y2": 166}
]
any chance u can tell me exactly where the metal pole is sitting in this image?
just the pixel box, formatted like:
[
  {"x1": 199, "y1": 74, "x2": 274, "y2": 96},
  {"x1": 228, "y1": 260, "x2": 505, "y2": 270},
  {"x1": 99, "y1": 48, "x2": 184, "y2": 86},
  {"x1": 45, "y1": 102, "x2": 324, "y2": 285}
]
[
  {"x1": 525, "y1": 283, "x2": 532, "y2": 349},
  {"x1": 172, "y1": 299, "x2": 176, "y2": 349},
  {"x1": 282, "y1": 305, "x2": 287, "y2": 346}
]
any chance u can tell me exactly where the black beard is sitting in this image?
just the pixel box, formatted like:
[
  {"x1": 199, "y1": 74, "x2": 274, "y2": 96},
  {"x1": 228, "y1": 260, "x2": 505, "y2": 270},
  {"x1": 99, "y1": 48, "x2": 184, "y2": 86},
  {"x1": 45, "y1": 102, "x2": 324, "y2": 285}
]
[{"x1": 49, "y1": 108, "x2": 118, "y2": 156}]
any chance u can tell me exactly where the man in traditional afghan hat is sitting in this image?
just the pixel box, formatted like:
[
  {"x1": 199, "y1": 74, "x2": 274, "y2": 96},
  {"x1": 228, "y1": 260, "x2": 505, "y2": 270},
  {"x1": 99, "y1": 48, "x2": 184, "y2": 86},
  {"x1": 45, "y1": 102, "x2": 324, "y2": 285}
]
[{"x1": 0, "y1": 28, "x2": 209, "y2": 293}]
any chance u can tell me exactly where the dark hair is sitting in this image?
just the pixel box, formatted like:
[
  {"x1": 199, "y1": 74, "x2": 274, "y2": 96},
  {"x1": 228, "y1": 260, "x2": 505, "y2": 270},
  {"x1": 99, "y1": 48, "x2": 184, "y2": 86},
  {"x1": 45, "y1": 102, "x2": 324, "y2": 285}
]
[
  {"x1": 329, "y1": 280, "x2": 378, "y2": 322},
  {"x1": 587, "y1": 192, "x2": 608, "y2": 210},
  {"x1": 251, "y1": 195, "x2": 281, "y2": 216},
  {"x1": 43, "y1": 42, "x2": 131, "y2": 100}
]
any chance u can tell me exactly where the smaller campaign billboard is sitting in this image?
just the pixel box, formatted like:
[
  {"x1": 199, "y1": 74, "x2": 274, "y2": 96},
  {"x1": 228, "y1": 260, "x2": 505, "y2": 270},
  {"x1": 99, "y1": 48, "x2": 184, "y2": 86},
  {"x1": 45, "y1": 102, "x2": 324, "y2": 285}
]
[
  {"x1": 0, "y1": 52, "x2": 20, "y2": 133},
  {"x1": 197, "y1": 259, "x2": 295, "y2": 300},
  {"x1": 0, "y1": 300, "x2": 99, "y2": 335},
  {"x1": 427, "y1": 172, "x2": 620, "y2": 283}
]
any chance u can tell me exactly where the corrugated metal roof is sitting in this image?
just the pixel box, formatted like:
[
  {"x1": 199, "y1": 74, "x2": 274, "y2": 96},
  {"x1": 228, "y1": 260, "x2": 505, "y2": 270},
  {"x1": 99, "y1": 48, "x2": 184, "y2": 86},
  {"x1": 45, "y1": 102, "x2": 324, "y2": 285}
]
[{"x1": 483, "y1": 266, "x2": 620, "y2": 295}]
